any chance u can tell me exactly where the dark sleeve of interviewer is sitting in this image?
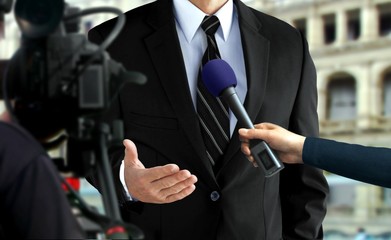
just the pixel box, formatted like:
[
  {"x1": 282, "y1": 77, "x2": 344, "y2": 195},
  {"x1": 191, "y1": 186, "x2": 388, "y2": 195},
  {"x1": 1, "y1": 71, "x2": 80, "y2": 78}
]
[{"x1": 304, "y1": 137, "x2": 391, "y2": 188}]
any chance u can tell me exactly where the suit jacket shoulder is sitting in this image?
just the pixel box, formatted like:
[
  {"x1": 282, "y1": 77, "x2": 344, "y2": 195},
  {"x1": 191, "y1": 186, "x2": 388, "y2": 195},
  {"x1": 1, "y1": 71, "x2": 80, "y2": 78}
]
[{"x1": 236, "y1": 0, "x2": 302, "y2": 42}]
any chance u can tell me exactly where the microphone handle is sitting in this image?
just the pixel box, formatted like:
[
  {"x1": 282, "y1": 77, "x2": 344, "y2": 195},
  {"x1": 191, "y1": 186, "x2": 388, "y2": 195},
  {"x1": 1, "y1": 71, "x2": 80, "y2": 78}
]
[
  {"x1": 221, "y1": 87, "x2": 284, "y2": 177},
  {"x1": 221, "y1": 87, "x2": 254, "y2": 129}
]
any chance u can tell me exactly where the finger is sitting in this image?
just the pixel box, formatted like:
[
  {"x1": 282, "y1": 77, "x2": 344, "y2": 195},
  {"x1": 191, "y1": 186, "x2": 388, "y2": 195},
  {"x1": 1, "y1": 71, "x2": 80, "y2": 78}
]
[
  {"x1": 165, "y1": 184, "x2": 197, "y2": 203},
  {"x1": 238, "y1": 128, "x2": 260, "y2": 141},
  {"x1": 239, "y1": 142, "x2": 258, "y2": 167},
  {"x1": 159, "y1": 174, "x2": 198, "y2": 199},
  {"x1": 238, "y1": 128, "x2": 253, "y2": 140},
  {"x1": 254, "y1": 122, "x2": 277, "y2": 130},
  {"x1": 125, "y1": 169, "x2": 189, "y2": 203},
  {"x1": 240, "y1": 142, "x2": 251, "y2": 156},
  {"x1": 241, "y1": 128, "x2": 271, "y2": 142},
  {"x1": 239, "y1": 138, "x2": 249, "y2": 145},
  {"x1": 245, "y1": 153, "x2": 257, "y2": 167},
  {"x1": 142, "y1": 164, "x2": 181, "y2": 183},
  {"x1": 151, "y1": 169, "x2": 193, "y2": 190}
]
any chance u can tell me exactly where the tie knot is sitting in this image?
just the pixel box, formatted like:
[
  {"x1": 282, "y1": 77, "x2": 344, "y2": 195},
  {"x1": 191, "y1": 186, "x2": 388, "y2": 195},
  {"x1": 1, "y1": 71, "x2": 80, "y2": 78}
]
[{"x1": 201, "y1": 15, "x2": 220, "y2": 36}]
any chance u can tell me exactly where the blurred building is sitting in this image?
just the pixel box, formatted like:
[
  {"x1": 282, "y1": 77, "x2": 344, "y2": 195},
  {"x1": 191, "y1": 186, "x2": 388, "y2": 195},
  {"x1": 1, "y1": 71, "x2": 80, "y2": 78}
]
[
  {"x1": 1, "y1": 0, "x2": 391, "y2": 237},
  {"x1": 259, "y1": 0, "x2": 391, "y2": 236}
]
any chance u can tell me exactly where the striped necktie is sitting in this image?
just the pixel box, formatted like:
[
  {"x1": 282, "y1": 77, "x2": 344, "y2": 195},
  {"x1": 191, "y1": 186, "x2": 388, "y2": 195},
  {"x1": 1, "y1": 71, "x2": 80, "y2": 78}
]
[{"x1": 197, "y1": 15, "x2": 229, "y2": 171}]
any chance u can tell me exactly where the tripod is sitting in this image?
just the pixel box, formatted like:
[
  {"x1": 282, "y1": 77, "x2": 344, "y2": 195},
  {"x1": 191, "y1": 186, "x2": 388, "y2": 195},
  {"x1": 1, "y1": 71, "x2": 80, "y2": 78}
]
[{"x1": 58, "y1": 117, "x2": 144, "y2": 239}]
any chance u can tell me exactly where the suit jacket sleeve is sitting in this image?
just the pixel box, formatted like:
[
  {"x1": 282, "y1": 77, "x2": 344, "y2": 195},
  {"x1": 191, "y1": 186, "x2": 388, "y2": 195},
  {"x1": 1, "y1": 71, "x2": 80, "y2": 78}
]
[
  {"x1": 281, "y1": 33, "x2": 329, "y2": 240},
  {"x1": 303, "y1": 137, "x2": 391, "y2": 188}
]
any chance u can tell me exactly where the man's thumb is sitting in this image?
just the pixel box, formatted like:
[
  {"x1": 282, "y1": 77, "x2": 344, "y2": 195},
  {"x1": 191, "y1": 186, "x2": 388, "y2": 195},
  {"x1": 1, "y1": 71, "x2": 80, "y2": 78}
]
[{"x1": 123, "y1": 139, "x2": 139, "y2": 166}]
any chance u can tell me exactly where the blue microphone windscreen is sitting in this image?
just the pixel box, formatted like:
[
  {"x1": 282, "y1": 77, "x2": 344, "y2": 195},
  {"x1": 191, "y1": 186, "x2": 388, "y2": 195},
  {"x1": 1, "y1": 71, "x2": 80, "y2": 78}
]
[{"x1": 201, "y1": 59, "x2": 237, "y2": 97}]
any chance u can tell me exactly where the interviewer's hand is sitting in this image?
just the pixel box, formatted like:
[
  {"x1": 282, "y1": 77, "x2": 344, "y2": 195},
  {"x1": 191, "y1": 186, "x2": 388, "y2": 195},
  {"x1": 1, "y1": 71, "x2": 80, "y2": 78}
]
[
  {"x1": 238, "y1": 122, "x2": 305, "y2": 165},
  {"x1": 122, "y1": 139, "x2": 198, "y2": 204}
]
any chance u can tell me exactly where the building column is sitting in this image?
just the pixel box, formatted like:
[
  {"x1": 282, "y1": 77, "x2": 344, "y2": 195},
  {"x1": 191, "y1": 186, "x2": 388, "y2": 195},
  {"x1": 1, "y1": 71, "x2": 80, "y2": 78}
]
[
  {"x1": 356, "y1": 65, "x2": 371, "y2": 130},
  {"x1": 308, "y1": 6, "x2": 324, "y2": 49},
  {"x1": 361, "y1": 0, "x2": 378, "y2": 42},
  {"x1": 317, "y1": 70, "x2": 328, "y2": 122},
  {"x1": 336, "y1": 10, "x2": 347, "y2": 46},
  {"x1": 354, "y1": 185, "x2": 382, "y2": 220}
]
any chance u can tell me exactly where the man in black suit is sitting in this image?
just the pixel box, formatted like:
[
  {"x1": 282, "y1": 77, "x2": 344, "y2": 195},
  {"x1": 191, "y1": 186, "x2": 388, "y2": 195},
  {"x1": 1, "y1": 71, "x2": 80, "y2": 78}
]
[{"x1": 88, "y1": 0, "x2": 329, "y2": 239}]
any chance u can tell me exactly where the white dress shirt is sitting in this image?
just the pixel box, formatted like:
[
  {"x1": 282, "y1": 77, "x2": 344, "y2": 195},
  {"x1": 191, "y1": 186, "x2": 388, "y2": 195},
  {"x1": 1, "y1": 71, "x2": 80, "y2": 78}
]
[{"x1": 120, "y1": 0, "x2": 248, "y2": 199}]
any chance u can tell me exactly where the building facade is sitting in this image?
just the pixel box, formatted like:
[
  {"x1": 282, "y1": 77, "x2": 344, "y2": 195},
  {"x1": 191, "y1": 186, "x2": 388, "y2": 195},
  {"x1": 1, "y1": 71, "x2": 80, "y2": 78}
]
[{"x1": 261, "y1": 0, "x2": 391, "y2": 236}]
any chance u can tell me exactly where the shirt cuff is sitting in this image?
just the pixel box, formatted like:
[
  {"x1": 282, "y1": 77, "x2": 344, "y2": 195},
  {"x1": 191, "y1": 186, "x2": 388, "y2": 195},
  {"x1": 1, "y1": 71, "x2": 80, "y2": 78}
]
[{"x1": 119, "y1": 160, "x2": 137, "y2": 201}]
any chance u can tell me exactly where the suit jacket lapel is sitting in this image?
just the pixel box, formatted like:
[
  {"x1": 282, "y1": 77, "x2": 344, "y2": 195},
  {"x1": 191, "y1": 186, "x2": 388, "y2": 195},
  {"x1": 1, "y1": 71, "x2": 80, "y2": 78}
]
[
  {"x1": 143, "y1": 0, "x2": 217, "y2": 183},
  {"x1": 221, "y1": 0, "x2": 271, "y2": 169}
]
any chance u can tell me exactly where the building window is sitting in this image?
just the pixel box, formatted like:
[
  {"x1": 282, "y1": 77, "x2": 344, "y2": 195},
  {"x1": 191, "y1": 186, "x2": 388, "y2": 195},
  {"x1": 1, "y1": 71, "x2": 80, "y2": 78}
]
[
  {"x1": 347, "y1": 9, "x2": 360, "y2": 41},
  {"x1": 323, "y1": 13, "x2": 336, "y2": 44},
  {"x1": 327, "y1": 74, "x2": 356, "y2": 120},
  {"x1": 293, "y1": 18, "x2": 307, "y2": 39},
  {"x1": 378, "y1": 3, "x2": 391, "y2": 36},
  {"x1": 383, "y1": 71, "x2": 391, "y2": 117}
]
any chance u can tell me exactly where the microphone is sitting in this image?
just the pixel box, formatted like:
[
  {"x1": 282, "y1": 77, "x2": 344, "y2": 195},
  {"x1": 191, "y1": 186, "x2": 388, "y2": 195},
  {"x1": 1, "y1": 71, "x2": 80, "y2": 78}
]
[{"x1": 202, "y1": 59, "x2": 284, "y2": 177}]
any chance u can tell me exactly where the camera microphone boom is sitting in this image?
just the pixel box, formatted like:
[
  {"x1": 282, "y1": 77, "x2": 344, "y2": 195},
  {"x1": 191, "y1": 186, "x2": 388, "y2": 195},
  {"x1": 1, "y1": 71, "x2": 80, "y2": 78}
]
[{"x1": 201, "y1": 59, "x2": 284, "y2": 177}]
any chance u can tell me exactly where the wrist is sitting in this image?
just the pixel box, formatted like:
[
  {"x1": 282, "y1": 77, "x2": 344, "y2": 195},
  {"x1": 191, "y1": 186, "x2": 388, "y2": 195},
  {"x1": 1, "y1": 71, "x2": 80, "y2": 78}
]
[{"x1": 295, "y1": 136, "x2": 305, "y2": 163}]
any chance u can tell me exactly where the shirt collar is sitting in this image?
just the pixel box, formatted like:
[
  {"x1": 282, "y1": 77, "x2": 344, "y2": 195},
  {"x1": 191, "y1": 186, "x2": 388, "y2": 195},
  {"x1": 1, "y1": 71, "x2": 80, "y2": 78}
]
[{"x1": 173, "y1": 0, "x2": 234, "y2": 43}]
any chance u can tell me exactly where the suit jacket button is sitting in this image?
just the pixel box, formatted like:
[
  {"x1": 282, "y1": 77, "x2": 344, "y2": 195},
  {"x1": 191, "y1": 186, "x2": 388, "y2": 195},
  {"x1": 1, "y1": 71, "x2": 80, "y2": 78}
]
[{"x1": 210, "y1": 191, "x2": 220, "y2": 201}]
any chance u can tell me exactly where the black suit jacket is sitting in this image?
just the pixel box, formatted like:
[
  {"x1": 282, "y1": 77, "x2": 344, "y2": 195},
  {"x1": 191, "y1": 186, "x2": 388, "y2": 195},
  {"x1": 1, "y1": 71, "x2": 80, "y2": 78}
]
[{"x1": 88, "y1": 0, "x2": 329, "y2": 239}]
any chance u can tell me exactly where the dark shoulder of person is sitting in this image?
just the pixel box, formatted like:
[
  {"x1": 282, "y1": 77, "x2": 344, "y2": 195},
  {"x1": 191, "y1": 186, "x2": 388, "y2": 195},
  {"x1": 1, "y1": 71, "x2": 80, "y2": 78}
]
[
  {"x1": 0, "y1": 122, "x2": 45, "y2": 156},
  {"x1": 0, "y1": 122, "x2": 47, "y2": 176}
]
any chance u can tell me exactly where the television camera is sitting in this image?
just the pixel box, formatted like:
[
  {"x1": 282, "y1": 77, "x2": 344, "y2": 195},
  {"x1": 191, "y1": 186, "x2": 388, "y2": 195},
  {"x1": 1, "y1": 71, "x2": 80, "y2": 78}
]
[{"x1": 0, "y1": 0, "x2": 145, "y2": 239}]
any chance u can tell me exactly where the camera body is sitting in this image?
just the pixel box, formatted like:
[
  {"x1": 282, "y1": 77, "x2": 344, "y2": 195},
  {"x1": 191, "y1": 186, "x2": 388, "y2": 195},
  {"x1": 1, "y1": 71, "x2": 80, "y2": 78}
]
[
  {"x1": 3, "y1": 0, "x2": 145, "y2": 142},
  {"x1": 11, "y1": 33, "x2": 113, "y2": 131},
  {"x1": 2, "y1": 0, "x2": 145, "y2": 178}
]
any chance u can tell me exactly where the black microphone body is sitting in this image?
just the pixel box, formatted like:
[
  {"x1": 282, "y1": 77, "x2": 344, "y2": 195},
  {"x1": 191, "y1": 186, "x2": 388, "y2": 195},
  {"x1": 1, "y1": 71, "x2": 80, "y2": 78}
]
[
  {"x1": 221, "y1": 86, "x2": 284, "y2": 177},
  {"x1": 221, "y1": 87, "x2": 253, "y2": 129},
  {"x1": 202, "y1": 59, "x2": 284, "y2": 177}
]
